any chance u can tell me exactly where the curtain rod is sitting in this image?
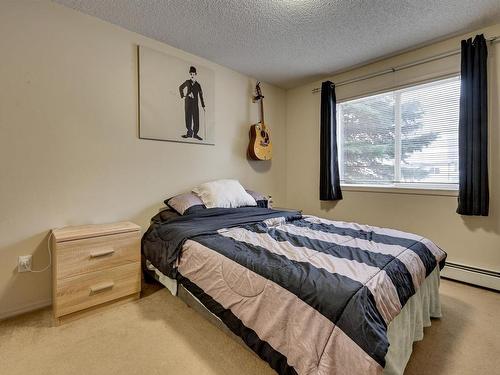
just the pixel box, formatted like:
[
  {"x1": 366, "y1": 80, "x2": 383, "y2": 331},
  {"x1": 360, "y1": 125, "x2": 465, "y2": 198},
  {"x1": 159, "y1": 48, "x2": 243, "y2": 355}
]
[{"x1": 311, "y1": 35, "x2": 500, "y2": 94}]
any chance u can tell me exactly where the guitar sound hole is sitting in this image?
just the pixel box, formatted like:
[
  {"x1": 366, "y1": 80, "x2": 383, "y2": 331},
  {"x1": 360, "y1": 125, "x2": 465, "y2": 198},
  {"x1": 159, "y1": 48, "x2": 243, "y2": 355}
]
[{"x1": 260, "y1": 130, "x2": 266, "y2": 138}]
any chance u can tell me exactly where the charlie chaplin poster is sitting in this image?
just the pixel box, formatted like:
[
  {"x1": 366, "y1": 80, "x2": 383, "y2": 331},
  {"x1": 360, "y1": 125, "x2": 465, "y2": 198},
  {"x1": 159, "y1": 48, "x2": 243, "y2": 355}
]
[{"x1": 138, "y1": 45, "x2": 215, "y2": 144}]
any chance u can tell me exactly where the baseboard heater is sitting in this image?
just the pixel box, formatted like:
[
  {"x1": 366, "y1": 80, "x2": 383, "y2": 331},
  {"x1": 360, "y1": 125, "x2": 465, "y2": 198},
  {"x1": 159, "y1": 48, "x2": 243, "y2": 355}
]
[{"x1": 441, "y1": 262, "x2": 500, "y2": 291}]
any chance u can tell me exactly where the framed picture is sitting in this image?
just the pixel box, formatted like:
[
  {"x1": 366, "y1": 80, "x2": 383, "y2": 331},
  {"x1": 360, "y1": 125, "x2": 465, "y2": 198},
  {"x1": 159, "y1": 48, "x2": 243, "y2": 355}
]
[{"x1": 138, "y1": 45, "x2": 215, "y2": 145}]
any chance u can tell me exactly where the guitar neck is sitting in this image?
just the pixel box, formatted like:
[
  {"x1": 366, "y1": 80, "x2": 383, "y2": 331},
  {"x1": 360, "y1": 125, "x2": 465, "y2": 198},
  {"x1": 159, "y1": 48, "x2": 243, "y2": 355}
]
[{"x1": 260, "y1": 97, "x2": 265, "y2": 125}]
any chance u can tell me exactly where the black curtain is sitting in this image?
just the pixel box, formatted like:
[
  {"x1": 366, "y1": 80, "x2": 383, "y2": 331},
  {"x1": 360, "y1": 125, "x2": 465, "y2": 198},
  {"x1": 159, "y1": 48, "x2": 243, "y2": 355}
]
[
  {"x1": 320, "y1": 81, "x2": 342, "y2": 201},
  {"x1": 456, "y1": 34, "x2": 489, "y2": 216}
]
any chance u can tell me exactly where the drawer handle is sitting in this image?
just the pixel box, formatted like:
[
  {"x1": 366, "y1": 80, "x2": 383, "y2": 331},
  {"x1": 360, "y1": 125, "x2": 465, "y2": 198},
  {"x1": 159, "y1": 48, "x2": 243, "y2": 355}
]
[
  {"x1": 89, "y1": 249, "x2": 115, "y2": 258},
  {"x1": 90, "y1": 281, "x2": 114, "y2": 294}
]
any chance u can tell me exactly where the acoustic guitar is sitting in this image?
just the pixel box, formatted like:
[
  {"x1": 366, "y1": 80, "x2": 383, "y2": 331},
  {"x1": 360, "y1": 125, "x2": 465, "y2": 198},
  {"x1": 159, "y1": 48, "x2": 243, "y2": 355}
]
[{"x1": 248, "y1": 82, "x2": 272, "y2": 160}]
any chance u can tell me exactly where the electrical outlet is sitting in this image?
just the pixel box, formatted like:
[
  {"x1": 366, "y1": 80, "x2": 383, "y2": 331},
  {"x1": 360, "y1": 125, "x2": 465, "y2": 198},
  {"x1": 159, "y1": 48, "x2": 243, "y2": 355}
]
[{"x1": 18, "y1": 255, "x2": 32, "y2": 273}]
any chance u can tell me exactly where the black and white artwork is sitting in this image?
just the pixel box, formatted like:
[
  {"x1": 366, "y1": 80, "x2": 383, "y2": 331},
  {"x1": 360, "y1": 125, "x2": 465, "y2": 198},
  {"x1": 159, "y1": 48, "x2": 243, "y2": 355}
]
[{"x1": 138, "y1": 45, "x2": 215, "y2": 145}]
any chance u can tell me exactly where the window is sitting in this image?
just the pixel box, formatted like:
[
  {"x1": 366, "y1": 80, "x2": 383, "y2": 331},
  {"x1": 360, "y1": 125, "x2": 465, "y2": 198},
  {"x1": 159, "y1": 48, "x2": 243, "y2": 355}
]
[{"x1": 337, "y1": 76, "x2": 460, "y2": 190}]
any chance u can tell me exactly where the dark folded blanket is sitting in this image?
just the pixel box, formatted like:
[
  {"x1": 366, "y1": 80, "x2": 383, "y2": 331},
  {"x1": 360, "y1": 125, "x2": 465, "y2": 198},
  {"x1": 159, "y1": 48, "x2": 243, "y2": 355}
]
[{"x1": 142, "y1": 207, "x2": 301, "y2": 277}]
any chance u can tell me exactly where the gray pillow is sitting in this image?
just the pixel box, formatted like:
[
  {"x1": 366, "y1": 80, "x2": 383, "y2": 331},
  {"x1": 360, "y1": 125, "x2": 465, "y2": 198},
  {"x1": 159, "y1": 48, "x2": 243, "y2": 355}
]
[
  {"x1": 246, "y1": 190, "x2": 269, "y2": 208},
  {"x1": 165, "y1": 192, "x2": 206, "y2": 215}
]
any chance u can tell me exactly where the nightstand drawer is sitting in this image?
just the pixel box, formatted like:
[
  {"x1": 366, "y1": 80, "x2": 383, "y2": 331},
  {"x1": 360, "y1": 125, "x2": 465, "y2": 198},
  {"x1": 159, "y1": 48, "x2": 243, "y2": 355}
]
[
  {"x1": 56, "y1": 231, "x2": 140, "y2": 279},
  {"x1": 54, "y1": 262, "x2": 140, "y2": 317}
]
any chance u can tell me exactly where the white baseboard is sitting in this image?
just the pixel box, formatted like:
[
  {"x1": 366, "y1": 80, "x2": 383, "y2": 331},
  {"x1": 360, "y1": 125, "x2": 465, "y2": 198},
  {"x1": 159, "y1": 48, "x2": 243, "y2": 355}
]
[
  {"x1": 441, "y1": 262, "x2": 500, "y2": 291},
  {"x1": 0, "y1": 299, "x2": 52, "y2": 321}
]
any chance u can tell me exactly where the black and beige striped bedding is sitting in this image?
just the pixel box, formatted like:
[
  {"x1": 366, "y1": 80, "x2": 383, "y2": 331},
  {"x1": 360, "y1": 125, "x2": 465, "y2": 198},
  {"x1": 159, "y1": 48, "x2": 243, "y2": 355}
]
[{"x1": 142, "y1": 207, "x2": 446, "y2": 375}]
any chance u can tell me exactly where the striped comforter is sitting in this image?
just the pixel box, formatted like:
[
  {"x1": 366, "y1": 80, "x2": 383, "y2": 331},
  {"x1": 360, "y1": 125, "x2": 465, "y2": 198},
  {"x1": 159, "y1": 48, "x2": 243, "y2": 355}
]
[{"x1": 142, "y1": 207, "x2": 446, "y2": 375}]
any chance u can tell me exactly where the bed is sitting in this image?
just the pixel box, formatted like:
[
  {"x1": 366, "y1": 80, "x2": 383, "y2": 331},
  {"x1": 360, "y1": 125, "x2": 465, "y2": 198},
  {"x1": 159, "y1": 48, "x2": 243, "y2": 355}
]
[{"x1": 142, "y1": 206, "x2": 446, "y2": 375}]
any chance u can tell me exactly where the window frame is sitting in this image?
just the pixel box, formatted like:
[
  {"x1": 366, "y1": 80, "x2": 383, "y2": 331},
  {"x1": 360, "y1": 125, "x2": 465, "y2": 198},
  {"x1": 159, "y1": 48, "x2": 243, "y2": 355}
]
[{"x1": 336, "y1": 75, "x2": 460, "y2": 196}]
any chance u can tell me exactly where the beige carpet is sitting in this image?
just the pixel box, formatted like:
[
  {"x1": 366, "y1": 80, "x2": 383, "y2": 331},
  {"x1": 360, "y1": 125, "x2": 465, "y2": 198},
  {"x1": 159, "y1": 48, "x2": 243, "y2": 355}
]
[{"x1": 0, "y1": 279, "x2": 498, "y2": 375}]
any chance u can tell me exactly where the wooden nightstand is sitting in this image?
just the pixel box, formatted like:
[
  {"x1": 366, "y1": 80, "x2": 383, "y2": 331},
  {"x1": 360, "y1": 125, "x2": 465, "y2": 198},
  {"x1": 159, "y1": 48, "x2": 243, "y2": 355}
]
[{"x1": 52, "y1": 222, "x2": 141, "y2": 325}]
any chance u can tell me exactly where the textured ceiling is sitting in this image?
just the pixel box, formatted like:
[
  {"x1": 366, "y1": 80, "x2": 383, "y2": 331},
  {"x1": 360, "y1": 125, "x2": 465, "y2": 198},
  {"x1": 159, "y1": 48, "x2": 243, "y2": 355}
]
[{"x1": 53, "y1": 0, "x2": 500, "y2": 88}]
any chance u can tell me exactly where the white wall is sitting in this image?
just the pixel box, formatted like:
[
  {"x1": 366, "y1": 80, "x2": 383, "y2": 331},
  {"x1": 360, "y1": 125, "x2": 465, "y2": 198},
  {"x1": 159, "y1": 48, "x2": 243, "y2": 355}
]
[
  {"x1": 0, "y1": 1, "x2": 287, "y2": 317},
  {"x1": 286, "y1": 24, "x2": 500, "y2": 275}
]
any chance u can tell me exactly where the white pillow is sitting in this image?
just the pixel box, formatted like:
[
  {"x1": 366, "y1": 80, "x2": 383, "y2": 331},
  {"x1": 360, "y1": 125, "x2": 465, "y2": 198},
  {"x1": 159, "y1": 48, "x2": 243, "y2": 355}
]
[{"x1": 192, "y1": 179, "x2": 257, "y2": 208}]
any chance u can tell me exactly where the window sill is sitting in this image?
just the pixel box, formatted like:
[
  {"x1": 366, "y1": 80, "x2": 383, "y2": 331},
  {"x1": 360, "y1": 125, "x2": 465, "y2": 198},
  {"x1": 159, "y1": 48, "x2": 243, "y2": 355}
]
[{"x1": 341, "y1": 184, "x2": 458, "y2": 197}]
